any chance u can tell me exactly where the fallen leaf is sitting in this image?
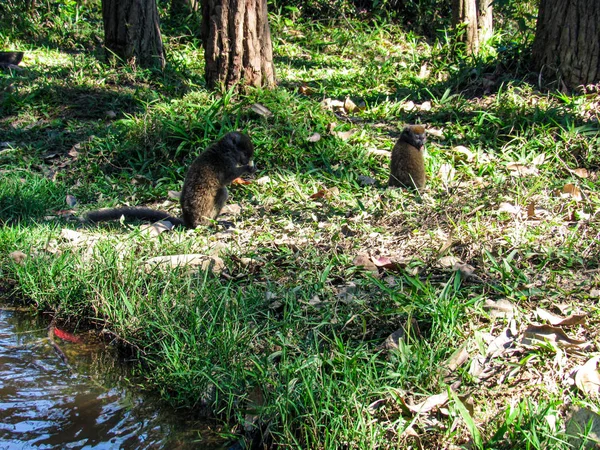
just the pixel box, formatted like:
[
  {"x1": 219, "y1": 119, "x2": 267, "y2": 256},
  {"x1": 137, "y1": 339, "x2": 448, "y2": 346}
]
[
  {"x1": 426, "y1": 128, "x2": 444, "y2": 138},
  {"x1": 527, "y1": 202, "x2": 536, "y2": 219},
  {"x1": 402, "y1": 100, "x2": 416, "y2": 111},
  {"x1": 566, "y1": 406, "x2": 600, "y2": 448},
  {"x1": 407, "y1": 392, "x2": 449, "y2": 414},
  {"x1": 439, "y1": 163, "x2": 455, "y2": 184},
  {"x1": 531, "y1": 153, "x2": 546, "y2": 166},
  {"x1": 232, "y1": 177, "x2": 252, "y2": 185},
  {"x1": 352, "y1": 254, "x2": 378, "y2": 272},
  {"x1": 452, "y1": 145, "x2": 475, "y2": 163},
  {"x1": 298, "y1": 83, "x2": 314, "y2": 95},
  {"x1": 167, "y1": 190, "x2": 181, "y2": 200},
  {"x1": 590, "y1": 289, "x2": 600, "y2": 298},
  {"x1": 255, "y1": 176, "x2": 271, "y2": 185},
  {"x1": 331, "y1": 129, "x2": 356, "y2": 141},
  {"x1": 562, "y1": 184, "x2": 582, "y2": 201},
  {"x1": 507, "y1": 163, "x2": 539, "y2": 177},
  {"x1": 250, "y1": 103, "x2": 273, "y2": 118},
  {"x1": 453, "y1": 262, "x2": 476, "y2": 279},
  {"x1": 382, "y1": 328, "x2": 406, "y2": 350},
  {"x1": 438, "y1": 255, "x2": 460, "y2": 267},
  {"x1": 140, "y1": 220, "x2": 175, "y2": 237},
  {"x1": 575, "y1": 356, "x2": 600, "y2": 396},
  {"x1": 483, "y1": 299, "x2": 515, "y2": 319},
  {"x1": 307, "y1": 132, "x2": 321, "y2": 142},
  {"x1": 310, "y1": 187, "x2": 339, "y2": 199},
  {"x1": 498, "y1": 202, "x2": 521, "y2": 215},
  {"x1": 521, "y1": 324, "x2": 591, "y2": 350},
  {"x1": 145, "y1": 254, "x2": 224, "y2": 273},
  {"x1": 9, "y1": 250, "x2": 27, "y2": 264},
  {"x1": 366, "y1": 148, "x2": 391, "y2": 157},
  {"x1": 570, "y1": 168, "x2": 589, "y2": 178},
  {"x1": 444, "y1": 345, "x2": 469, "y2": 372},
  {"x1": 486, "y1": 327, "x2": 514, "y2": 357},
  {"x1": 535, "y1": 308, "x2": 586, "y2": 326},
  {"x1": 52, "y1": 327, "x2": 82, "y2": 343},
  {"x1": 418, "y1": 101, "x2": 432, "y2": 111},
  {"x1": 344, "y1": 97, "x2": 358, "y2": 113},
  {"x1": 418, "y1": 63, "x2": 430, "y2": 79},
  {"x1": 336, "y1": 282, "x2": 357, "y2": 303},
  {"x1": 221, "y1": 204, "x2": 242, "y2": 215}
]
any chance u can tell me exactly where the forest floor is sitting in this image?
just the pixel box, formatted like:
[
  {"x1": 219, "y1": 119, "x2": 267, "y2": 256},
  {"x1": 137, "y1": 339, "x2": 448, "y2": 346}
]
[{"x1": 1, "y1": 3, "x2": 600, "y2": 449}]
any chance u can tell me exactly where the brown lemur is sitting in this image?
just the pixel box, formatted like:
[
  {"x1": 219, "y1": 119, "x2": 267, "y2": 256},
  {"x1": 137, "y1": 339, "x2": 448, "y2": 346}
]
[
  {"x1": 388, "y1": 124, "x2": 426, "y2": 190},
  {"x1": 85, "y1": 131, "x2": 256, "y2": 228}
]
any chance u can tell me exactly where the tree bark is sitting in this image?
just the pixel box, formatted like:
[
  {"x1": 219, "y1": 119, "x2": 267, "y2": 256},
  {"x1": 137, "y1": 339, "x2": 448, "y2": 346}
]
[
  {"x1": 452, "y1": 0, "x2": 493, "y2": 54},
  {"x1": 532, "y1": 0, "x2": 600, "y2": 89},
  {"x1": 102, "y1": 0, "x2": 166, "y2": 70},
  {"x1": 201, "y1": 0, "x2": 275, "y2": 90}
]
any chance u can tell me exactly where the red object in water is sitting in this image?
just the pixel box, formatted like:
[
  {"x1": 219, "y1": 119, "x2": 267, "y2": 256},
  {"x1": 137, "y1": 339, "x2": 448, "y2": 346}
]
[{"x1": 53, "y1": 327, "x2": 82, "y2": 343}]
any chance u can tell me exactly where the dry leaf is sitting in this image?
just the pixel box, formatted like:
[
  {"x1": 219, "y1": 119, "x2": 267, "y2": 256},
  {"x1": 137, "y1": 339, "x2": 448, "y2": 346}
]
[
  {"x1": 507, "y1": 163, "x2": 539, "y2": 177},
  {"x1": 521, "y1": 324, "x2": 590, "y2": 349},
  {"x1": 486, "y1": 327, "x2": 514, "y2": 357},
  {"x1": 140, "y1": 220, "x2": 175, "y2": 237},
  {"x1": 562, "y1": 184, "x2": 582, "y2": 201},
  {"x1": 221, "y1": 204, "x2": 242, "y2": 215},
  {"x1": 145, "y1": 254, "x2": 224, "y2": 273},
  {"x1": 344, "y1": 97, "x2": 357, "y2": 113},
  {"x1": 439, "y1": 163, "x2": 456, "y2": 184},
  {"x1": 366, "y1": 148, "x2": 391, "y2": 157},
  {"x1": 445, "y1": 345, "x2": 469, "y2": 372},
  {"x1": 310, "y1": 187, "x2": 339, "y2": 199},
  {"x1": 498, "y1": 202, "x2": 521, "y2": 215},
  {"x1": 453, "y1": 262, "x2": 476, "y2": 279},
  {"x1": 407, "y1": 392, "x2": 449, "y2": 414},
  {"x1": 352, "y1": 254, "x2": 378, "y2": 272},
  {"x1": 426, "y1": 128, "x2": 444, "y2": 138},
  {"x1": 575, "y1": 356, "x2": 600, "y2": 396},
  {"x1": 250, "y1": 103, "x2": 273, "y2": 118},
  {"x1": 9, "y1": 250, "x2": 27, "y2": 264},
  {"x1": 535, "y1": 308, "x2": 586, "y2": 326},
  {"x1": 298, "y1": 83, "x2": 314, "y2": 95},
  {"x1": 307, "y1": 132, "x2": 321, "y2": 142},
  {"x1": 483, "y1": 299, "x2": 515, "y2": 319},
  {"x1": 382, "y1": 328, "x2": 406, "y2": 350},
  {"x1": 452, "y1": 145, "x2": 475, "y2": 163},
  {"x1": 531, "y1": 153, "x2": 546, "y2": 166},
  {"x1": 570, "y1": 168, "x2": 589, "y2": 178},
  {"x1": 255, "y1": 176, "x2": 271, "y2": 185},
  {"x1": 167, "y1": 190, "x2": 181, "y2": 200},
  {"x1": 418, "y1": 63, "x2": 430, "y2": 79},
  {"x1": 438, "y1": 255, "x2": 460, "y2": 267},
  {"x1": 566, "y1": 406, "x2": 600, "y2": 448},
  {"x1": 232, "y1": 177, "x2": 252, "y2": 185},
  {"x1": 331, "y1": 129, "x2": 356, "y2": 141},
  {"x1": 527, "y1": 202, "x2": 536, "y2": 219},
  {"x1": 402, "y1": 100, "x2": 416, "y2": 111},
  {"x1": 418, "y1": 101, "x2": 432, "y2": 111}
]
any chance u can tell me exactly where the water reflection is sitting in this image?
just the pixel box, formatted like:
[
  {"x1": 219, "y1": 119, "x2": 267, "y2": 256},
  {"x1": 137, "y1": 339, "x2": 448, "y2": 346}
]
[{"x1": 0, "y1": 307, "x2": 221, "y2": 450}]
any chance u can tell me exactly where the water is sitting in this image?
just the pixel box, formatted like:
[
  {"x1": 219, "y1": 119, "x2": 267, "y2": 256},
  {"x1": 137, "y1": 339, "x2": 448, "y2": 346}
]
[{"x1": 0, "y1": 306, "x2": 224, "y2": 450}]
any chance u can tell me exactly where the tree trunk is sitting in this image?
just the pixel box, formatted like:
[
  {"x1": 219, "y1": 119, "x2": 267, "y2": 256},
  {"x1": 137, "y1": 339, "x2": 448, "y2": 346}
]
[
  {"x1": 452, "y1": 0, "x2": 493, "y2": 54},
  {"x1": 102, "y1": 0, "x2": 166, "y2": 70},
  {"x1": 532, "y1": 0, "x2": 600, "y2": 89},
  {"x1": 201, "y1": 0, "x2": 275, "y2": 90}
]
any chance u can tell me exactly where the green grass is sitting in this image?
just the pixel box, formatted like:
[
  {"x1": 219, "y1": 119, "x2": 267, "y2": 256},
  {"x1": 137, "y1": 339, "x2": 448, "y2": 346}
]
[{"x1": 2, "y1": 1, "x2": 600, "y2": 448}]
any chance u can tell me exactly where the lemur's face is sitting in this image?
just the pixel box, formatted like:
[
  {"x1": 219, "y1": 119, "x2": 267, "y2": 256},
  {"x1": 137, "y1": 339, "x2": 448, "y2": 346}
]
[{"x1": 402, "y1": 125, "x2": 426, "y2": 150}]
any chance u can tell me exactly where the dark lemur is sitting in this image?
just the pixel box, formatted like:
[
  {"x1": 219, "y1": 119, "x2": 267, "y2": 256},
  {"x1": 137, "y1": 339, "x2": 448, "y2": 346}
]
[
  {"x1": 86, "y1": 132, "x2": 256, "y2": 228},
  {"x1": 388, "y1": 124, "x2": 426, "y2": 189}
]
